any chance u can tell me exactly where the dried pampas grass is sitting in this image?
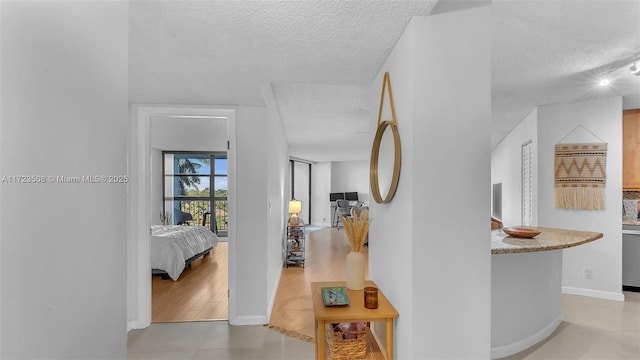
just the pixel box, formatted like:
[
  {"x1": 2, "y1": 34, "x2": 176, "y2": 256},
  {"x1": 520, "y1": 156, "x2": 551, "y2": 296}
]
[{"x1": 339, "y1": 210, "x2": 370, "y2": 252}]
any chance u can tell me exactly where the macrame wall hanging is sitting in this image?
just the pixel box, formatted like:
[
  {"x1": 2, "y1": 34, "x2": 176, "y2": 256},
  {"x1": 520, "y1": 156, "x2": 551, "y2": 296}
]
[{"x1": 554, "y1": 125, "x2": 607, "y2": 210}]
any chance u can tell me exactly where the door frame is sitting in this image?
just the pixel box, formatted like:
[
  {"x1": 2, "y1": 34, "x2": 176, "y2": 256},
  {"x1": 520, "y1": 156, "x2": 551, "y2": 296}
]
[{"x1": 127, "y1": 105, "x2": 237, "y2": 329}]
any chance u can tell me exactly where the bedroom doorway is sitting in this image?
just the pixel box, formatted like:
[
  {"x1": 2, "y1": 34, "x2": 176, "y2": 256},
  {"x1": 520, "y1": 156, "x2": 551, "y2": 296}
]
[
  {"x1": 129, "y1": 105, "x2": 237, "y2": 329},
  {"x1": 153, "y1": 151, "x2": 229, "y2": 322}
]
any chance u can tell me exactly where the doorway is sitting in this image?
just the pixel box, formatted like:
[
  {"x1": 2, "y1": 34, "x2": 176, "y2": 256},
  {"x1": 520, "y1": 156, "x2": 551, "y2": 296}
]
[
  {"x1": 128, "y1": 105, "x2": 237, "y2": 329},
  {"x1": 153, "y1": 151, "x2": 229, "y2": 322}
]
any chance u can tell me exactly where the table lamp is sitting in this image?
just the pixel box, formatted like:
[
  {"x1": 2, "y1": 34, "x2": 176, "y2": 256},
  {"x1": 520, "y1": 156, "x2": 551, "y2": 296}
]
[{"x1": 288, "y1": 199, "x2": 302, "y2": 225}]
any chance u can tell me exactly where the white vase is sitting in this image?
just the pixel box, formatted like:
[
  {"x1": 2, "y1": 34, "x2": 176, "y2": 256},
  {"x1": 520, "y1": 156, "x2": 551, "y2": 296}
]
[{"x1": 346, "y1": 251, "x2": 365, "y2": 290}]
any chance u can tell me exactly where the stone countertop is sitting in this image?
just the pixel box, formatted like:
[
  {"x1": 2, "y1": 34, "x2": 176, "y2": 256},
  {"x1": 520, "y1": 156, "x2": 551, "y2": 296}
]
[
  {"x1": 623, "y1": 219, "x2": 640, "y2": 226},
  {"x1": 491, "y1": 227, "x2": 603, "y2": 254}
]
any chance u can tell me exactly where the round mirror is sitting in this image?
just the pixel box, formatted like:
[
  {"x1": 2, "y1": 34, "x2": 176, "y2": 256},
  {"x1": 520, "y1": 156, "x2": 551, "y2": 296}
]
[
  {"x1": 377, "y1": 123, "x2": 396, "y2": 192},
  {"x1": 370, "y1": 120, "x2": 401, "y2": 203}
]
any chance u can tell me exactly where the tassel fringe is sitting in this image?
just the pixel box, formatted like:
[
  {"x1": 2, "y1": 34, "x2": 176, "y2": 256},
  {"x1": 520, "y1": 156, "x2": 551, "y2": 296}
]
[{"x1": 555, "y1": 187, "x2": 605, "y2": 210}]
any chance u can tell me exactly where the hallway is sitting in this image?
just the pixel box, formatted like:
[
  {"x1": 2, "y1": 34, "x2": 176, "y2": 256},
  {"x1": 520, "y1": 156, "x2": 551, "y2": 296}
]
[{"x1": 268, "y1": 227, "x2": 368, "y2": 341}]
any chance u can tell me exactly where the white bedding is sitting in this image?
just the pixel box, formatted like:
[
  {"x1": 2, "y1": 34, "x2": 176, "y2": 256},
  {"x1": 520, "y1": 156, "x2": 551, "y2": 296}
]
[{"x1": 150, "y1": 225, "x2": 218, "y2": 280}]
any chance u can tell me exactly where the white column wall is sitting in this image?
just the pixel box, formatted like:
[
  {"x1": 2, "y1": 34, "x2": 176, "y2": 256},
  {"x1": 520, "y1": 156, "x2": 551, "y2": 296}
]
[
  {"x1": 1, "y1": 1, "x2": 128, "y2": 358},
  {"x1": 491, "y1": 108, "x2": 538, "y2": 227},
  {"x1": 410, "y1": 7, "x2": 492, "y2": 358},
  {"x1": 537, "y1": 97, "x2": 624, "y2": 300},
  {"x1": 368, "y1": 17, "x2": 416, "y2": 359},
  {"x1": 234, "y1": 106, "x2": 271, "y2": 323},
  {"x1": 370, "y1": 6, "x2": 491, "y2": 359}
]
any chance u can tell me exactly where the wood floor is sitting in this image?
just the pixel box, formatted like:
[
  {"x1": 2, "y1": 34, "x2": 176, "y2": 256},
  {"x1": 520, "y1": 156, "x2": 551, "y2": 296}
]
[
  {"x1": 152, "y1": 242, "x2": 228, "y2": 322},
  {"x1": 269, "y1": 227, "x2": 368, "y2": 341},
  {"x1": 151, "y1": 227, "x2": 362, "y2": 332}
]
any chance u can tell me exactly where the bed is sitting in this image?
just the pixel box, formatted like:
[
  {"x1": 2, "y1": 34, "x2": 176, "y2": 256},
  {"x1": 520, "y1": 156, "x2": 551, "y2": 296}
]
[{"x1": 150, "y1": 225, "x2": 219, "y2": 280}]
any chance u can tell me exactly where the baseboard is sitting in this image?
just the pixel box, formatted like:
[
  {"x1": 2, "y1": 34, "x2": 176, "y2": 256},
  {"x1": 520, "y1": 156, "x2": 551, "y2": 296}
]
[
  {"x1": 562, "y1": 286, "x2": 625, "y2": 301},
  {"x1": 127, "y1": 319, "x2": 150, "y2": 332},
  {"x1": 229, "y1": 315, "x2": 268, "y2": 326},
  {"x1": 490, "y1": 314, "x2": 562, "y2": 359},
  {"x1": 623, "y1": 285, "x2": 640, "y2": 292}
]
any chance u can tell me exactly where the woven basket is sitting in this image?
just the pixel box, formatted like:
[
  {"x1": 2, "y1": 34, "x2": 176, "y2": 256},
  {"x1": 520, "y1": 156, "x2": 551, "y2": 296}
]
[{"x1": 325, "y1": 323, "x2": 368, "y2": 360}]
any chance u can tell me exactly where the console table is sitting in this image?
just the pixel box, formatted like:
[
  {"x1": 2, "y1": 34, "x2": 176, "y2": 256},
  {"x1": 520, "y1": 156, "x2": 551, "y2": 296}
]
[{"x1": 311, "y1": 280, "x2": 398, "y2": 359}]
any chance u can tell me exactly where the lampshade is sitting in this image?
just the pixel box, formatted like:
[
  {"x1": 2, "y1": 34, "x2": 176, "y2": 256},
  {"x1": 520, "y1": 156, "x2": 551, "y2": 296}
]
[{"x1": 288, "y1": 199, "x2": 302, "y2": 214}]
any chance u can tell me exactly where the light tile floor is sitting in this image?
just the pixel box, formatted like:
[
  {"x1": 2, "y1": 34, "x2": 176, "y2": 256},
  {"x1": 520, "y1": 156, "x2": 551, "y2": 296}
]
[
  {"x1": 505, "y1": 291, "x2": 640, "y2": 359},
  {"x1": 127, "y1": 321, "x2": 314, "y2": 360},
  {"x1": 128, "y1": 292, "x2": 640, "y2": 359}
]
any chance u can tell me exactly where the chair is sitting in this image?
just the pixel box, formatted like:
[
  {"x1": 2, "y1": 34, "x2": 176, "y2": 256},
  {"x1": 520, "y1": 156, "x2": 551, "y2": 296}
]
[
  {"x1": 335, "y1": 199, "x2": 352, "y2": 230},
  {"x1": 202, "y1": 211, "x2": 218, "y2": 234},
  {"x1": 175, "y1": 209, "x2": 193, "y2": 225}
]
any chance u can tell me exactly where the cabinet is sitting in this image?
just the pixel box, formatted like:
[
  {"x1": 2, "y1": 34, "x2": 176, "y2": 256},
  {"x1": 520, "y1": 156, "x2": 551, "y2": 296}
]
[
  {"x1": 623, "y1": 109, "x2": 640, "y2": 190},
  {"x1": 623, "y1": 230, "x2": 640, "y2": 288},
  {"x1": 285, "y1": 223, "x2": 305, "y2": 267}
]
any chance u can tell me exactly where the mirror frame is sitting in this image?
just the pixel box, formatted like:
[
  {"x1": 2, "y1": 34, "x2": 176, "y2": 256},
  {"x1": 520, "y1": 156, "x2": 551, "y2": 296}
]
[
  {"x1": 370, "y1": 120, "x2": 401, "y2": 203},
  {"x1": 370, "y1": 72, "x2": 401, "y2": 204}
]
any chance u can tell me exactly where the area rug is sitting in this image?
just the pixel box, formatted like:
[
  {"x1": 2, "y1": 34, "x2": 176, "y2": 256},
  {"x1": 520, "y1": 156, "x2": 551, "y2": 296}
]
[
  {"x1": 266, "y1": 325, "x2": 314, "y2": 343},
  {"x1": 554, "y1": 142, "x2": 607, "y2": 210}
]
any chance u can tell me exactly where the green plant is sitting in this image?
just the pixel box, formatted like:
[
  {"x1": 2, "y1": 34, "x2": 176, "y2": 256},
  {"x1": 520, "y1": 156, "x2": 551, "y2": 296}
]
[{"x1": 160, "y1": 211, "x2": 172, "y2": 225}]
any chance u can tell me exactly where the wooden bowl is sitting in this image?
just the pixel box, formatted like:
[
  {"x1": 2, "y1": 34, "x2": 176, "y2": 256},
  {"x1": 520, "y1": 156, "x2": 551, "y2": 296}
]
[{"x1": 502, "y1": 227, "x2": 541, "y2": 238}]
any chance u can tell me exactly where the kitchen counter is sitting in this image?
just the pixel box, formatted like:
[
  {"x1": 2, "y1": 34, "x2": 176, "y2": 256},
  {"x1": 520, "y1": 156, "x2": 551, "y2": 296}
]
[
  {"x1": 623, "y1": 219, "x2": 640, "y2": 226},
  {"x1": 491, "y1": 227, "x2": 603, "y2": 254},
  {"x1": 491, "y1": 226, "x2": 603, "y2": 359}
]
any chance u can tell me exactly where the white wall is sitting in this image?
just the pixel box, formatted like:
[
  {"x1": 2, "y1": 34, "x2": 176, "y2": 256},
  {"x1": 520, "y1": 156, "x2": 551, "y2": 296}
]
[
  {"x1": 331, "y1": 160, "x2": 370, "y2": 204},
  {"x1": 262, "y1": 84, "x2": 290, "y2": 319},
  {"x1": 369, "y1": 5, "x2": 491, "y2": 359},
  {"x1": 491, "y1": 108, "x2": 538, "y2": 227},
  {"x1": 538, "y1": 97, "x2": 623, "y2": 300},
  {"x1": 1, "y1": 1, "x2": 128, "y2": 358},
  {"x1": 368, "y1": 18, "x2": 416, "y2": 358},
  {"x1": 311, "y1": 162, "x2": 332, "y2": 226},
  {"x1": 410, "y1": 7, "x2": 491, "y2": 358},
  {"x1": 150, "y1": 116, "x2": 228, "y2": 151},
  {"x1": 309, "y1": 160, "x2": 365, "y2": 228},
  {"x1": 234, "y1": 106, "x2": 271, "y2": 322}
]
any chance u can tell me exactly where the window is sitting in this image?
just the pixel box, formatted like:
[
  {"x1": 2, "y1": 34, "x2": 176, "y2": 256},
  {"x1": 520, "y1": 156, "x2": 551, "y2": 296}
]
[
  {"x1": 291, "y1": 160, "x2": 311, "y2": 225},
  {"x1": 521, "y1": 140, "x2": 534, "y2": 226},
  {"x1": 492, "y1": 183, "x2": 502, "y2": 220},
  {"x1": 163, "y1": 152, "x2": 228, "y2": 236}
]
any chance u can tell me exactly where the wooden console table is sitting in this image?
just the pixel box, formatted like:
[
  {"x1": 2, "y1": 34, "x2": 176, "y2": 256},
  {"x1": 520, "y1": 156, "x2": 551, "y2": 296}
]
[{"x1": 311, "y1": 280, "x2": 399, "y2": 359}]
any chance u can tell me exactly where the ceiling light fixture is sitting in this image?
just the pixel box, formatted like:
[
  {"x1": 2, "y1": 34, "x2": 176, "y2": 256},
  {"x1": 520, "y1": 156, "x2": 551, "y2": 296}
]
[
  {"x1": 599, "y1": 78, "x2": 610, "y2": 86},
  {"x1": 630, "y1": 61, "x2": 640, "y2": 76}
]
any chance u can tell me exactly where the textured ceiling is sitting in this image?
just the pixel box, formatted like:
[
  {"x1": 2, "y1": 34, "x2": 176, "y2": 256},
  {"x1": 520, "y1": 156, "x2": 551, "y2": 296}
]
[
  {"x1": 130, "y1": 0, "x2": 438, "y2": 106},
  {"x1": 272, "y1": 83, "x2": 372, "y2": 162},
  {"x1": 492, "y1": 0, "x2": 640, "y2": 147},
  {"x1": 130, "y1": 0, "x2": 640, "y2": 162},
  {"x1": 129, "y1": 0, "x2": 438, "y2": 162}
]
